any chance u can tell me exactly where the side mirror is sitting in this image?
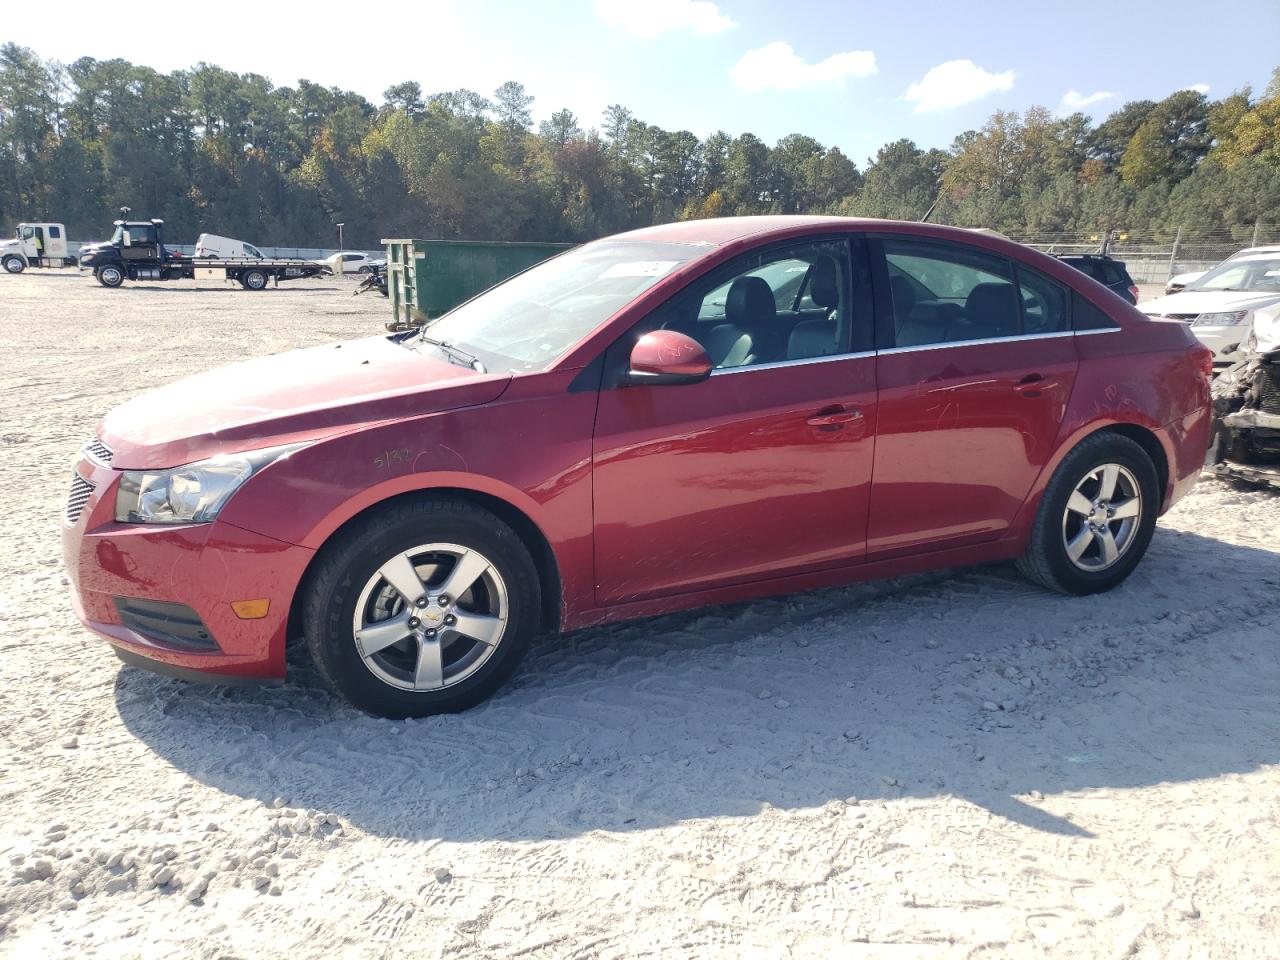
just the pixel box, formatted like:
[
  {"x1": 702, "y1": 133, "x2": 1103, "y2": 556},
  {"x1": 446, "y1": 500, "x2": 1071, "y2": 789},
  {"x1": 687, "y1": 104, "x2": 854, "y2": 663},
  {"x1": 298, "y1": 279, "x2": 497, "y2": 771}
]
[
  {"x1": 121, "y1": 230, "x2": 132, "y2": 247},
  {"x1": 626, "y1": 330, "x2": 712, "y2": 386}
]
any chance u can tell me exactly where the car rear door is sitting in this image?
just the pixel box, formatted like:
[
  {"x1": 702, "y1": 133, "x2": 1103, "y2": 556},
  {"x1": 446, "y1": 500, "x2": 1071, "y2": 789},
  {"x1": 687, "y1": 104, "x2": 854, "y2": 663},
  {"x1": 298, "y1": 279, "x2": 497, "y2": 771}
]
[
  {"x1": 867, "y1": 236, "x2": 1078, "y2": 558},
  {"x1": 591, "y1": 236, "x2": 878, "y2": 605}
]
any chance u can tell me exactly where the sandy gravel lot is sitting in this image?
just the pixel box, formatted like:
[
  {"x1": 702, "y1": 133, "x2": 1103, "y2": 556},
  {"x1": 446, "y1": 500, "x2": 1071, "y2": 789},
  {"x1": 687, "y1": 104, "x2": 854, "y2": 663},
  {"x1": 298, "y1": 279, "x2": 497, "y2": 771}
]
[{"x1": 1, "y1": 271, "x2": 1278, "y2": 959}]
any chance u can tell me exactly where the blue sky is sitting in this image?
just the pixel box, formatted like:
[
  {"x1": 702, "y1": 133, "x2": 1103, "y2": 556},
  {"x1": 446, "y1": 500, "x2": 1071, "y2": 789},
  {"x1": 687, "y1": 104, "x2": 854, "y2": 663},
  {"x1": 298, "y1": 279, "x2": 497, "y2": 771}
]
[{"x1": 10, "y1": 0, "x2": 1280, "y2": 164}]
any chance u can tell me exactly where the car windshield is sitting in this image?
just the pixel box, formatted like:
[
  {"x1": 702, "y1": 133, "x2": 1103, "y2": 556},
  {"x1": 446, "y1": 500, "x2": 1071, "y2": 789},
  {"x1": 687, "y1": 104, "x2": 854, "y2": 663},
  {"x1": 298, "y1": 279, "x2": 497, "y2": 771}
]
[
  {"x1": 419, "y1": 240, "x2": 704, "y2": 371},
  {"x1": 1186, "y1": 257, "x2": 1280, "y2": 293}
]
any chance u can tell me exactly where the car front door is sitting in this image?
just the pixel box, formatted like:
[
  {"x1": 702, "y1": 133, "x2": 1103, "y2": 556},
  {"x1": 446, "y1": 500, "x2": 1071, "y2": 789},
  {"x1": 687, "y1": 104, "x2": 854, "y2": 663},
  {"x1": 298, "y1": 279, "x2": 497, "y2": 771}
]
[
  {"x1": 591, "y1": 236, "x2": 878, "y2": 605},
  {"x1": 867, "y1": 236, "x2": 1079, "y2": 558}
]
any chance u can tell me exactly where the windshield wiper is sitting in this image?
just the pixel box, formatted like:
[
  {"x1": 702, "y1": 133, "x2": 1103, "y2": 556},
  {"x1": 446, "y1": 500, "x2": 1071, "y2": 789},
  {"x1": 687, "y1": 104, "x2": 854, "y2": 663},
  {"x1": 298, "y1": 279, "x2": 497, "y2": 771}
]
[{"x1": 420, "y1": 335, "x2": 487, "y2": 373}]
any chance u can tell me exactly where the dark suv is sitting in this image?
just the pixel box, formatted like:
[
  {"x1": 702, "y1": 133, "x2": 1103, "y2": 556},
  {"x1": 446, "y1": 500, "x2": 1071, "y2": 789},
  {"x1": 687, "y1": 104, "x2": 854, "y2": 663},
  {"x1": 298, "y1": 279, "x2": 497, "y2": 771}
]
[{"x1": 1055, "y1": 254, "x2": 1140, "y2": 304}]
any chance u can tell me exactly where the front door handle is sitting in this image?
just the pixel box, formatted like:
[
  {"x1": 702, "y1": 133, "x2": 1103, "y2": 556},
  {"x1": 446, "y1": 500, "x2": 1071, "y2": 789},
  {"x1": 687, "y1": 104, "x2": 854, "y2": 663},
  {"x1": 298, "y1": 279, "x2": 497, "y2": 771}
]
[{"x1": 807, "y1": 406, "x2": 863, "y2": 428}]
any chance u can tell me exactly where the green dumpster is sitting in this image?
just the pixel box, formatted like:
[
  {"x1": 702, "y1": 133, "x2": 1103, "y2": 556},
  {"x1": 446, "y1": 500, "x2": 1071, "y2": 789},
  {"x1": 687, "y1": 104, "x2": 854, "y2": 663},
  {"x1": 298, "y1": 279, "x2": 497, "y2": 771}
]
[{"x1": 382, "y1": 239, "x2": 574, "y2": 331}]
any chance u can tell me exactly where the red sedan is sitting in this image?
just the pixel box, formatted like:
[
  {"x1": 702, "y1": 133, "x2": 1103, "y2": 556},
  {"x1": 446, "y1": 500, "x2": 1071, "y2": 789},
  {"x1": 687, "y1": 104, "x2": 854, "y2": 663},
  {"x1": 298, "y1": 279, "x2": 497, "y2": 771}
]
[{"x1": 62, "y1": 217, "x2": 1213, "y2": 717}]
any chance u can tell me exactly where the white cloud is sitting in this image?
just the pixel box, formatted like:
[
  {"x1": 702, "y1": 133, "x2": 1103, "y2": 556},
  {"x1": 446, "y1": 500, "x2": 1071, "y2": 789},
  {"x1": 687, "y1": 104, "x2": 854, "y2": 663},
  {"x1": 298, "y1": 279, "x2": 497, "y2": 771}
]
[
  {"x1": 1184, "y1": 82, "x2": 1211, "y2": 94},
  {"x1": 595, "y1": 0, "x2": 733, "y2": 38},
  {"x1": 904, "y1": 59, "x2": 1015, "y2": 113},
  {"x1": 729, "y1": 41, "x2": 877, "y2": 93},
  {"x1": 1058, "y1": 89, "x2": 1117, "y2": 114}
]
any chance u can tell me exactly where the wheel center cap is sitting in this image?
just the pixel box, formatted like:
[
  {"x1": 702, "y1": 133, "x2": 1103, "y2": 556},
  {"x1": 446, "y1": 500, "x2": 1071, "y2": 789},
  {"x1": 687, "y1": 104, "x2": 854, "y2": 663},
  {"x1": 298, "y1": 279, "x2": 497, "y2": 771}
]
[
  {"x1": 1090, "y1": 504, "x2": 1108, "y2": 524},
  {"x1": 422, "y1": 605, "x2": 444, "y2": 624}
]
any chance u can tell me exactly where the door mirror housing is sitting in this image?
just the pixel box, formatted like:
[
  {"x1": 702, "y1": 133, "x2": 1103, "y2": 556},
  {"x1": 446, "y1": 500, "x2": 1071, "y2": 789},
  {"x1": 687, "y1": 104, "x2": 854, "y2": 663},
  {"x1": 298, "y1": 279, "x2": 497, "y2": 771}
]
[{"x1": 626, "y1": 330, "x2": 712, "y2": 386}]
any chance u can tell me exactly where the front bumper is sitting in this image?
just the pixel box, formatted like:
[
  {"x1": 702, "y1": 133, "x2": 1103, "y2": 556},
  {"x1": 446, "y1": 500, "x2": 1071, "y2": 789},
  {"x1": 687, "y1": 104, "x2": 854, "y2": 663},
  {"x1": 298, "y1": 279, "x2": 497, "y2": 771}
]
[
  {"x1": 1191, "y1": 324, "x2": 1252, "y2": 366},
  {"x1": 61, "y1": 455, "x2": 315, "y2": 681}
]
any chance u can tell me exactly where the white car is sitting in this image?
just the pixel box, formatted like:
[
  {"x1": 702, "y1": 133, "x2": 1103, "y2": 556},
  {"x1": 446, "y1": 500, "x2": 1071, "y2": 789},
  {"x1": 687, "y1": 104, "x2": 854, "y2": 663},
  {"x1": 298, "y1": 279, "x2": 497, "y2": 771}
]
[
  {"x1": 195, "y1": 233, "x2": 265, "y2": 259},
  {"x1": 1165, "y1": 244, "x2": 1280, "y2": 295},
  {"x1": 1139, "y1": 252, "x2": 1280, "y2": 366},
  {"x1": 325, "y1": 251, "x2": 379, "y2": 274}
]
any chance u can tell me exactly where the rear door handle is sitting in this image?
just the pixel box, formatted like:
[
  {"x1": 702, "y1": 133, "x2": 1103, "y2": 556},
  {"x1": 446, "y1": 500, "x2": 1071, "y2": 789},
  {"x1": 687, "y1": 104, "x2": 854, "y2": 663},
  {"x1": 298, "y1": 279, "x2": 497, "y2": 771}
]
[
  {"x1": 1014, "y1": 373, "x2": 1057, "y2": 396},
  {"x1": 807, "y1": 406, "x2": 863, "y2": 427}
]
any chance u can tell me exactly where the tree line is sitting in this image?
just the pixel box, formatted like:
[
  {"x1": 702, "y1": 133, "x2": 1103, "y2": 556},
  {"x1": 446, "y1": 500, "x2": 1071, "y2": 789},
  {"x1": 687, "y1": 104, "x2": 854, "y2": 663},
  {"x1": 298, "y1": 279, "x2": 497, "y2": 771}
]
[{"x1": 1, "y1": 43, "x2": 1277, "y2": 248}]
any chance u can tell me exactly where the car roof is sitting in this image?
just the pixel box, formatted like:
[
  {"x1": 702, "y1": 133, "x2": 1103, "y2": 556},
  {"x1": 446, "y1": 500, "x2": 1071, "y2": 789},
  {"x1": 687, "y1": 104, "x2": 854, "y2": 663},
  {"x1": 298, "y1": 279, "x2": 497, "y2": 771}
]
[
  {"x1": 1229, "y1": 252, "x2": 1280, "y2": 262},
  {"x1": 609, "y1": 215, "x2": 1027, "y2": 250}
]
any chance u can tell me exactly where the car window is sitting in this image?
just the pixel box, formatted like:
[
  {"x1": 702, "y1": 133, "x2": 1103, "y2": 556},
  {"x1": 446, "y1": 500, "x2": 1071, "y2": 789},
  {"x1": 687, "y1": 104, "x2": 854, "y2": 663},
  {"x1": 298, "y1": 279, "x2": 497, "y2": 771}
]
[
  {"x1": 244, "y1": 244, "x2": 262, "y2": 258},
  {"x1": 343, "y1": 254, "x2": 363, "y2": 262},
  {"x1": 49, "y1": 226, "x2": 61, "y2": 239},
  {"x1": 1015, "y1": 265, "x2": 1069, "y2": 334},
  {"x1": 1188, "y1": 257, "x2": 1280, "y2": 293},
  {"x1": 421, "y1": 239, "x2": 697, "y2": 371},
  {"x1": 650, "y1": 240, "x2": 854, "y2": 371},
  {"x1": 883, "y1": 240, "x2": 1019, "y2": 346}
]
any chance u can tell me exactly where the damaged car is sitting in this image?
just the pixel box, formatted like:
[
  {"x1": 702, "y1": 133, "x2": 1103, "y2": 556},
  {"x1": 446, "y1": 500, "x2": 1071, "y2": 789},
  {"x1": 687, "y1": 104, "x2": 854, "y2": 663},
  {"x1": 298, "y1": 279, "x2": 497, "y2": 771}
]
[{"x1": 1208, "y1": 306, "x2": 1280, "y2": 488}]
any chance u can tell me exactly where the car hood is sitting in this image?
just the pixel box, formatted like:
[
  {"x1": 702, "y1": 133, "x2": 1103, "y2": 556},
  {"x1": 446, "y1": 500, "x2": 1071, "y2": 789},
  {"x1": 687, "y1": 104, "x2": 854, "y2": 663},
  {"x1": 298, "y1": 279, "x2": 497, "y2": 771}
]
[
  {"x1": 1137, "y1": 290, "x2": 1280, "y2": 316},
  {"x1": 100, "y1": 335, "x2": 512, "y2": 469},
  {"x1": 0, "y1": 238, "x2": 18, "y2": 251}
]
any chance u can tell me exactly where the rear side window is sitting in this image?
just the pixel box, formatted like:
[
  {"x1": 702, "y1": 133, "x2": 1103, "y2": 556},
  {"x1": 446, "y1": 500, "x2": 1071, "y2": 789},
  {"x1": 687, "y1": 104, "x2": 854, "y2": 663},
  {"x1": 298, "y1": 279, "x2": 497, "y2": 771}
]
[
  {"x1": 883, "y1": 240, "x2": 1018, "y2": 346},
  {"x1": 1014, "y1": 265, "x2": 1069, "y2": 334},
  {"x1": 1073, "y1": 292, "x2": 1119, "y2": 330},
  {"x1": 48, "y1": 226, "x2": 61, "y2": 239}
]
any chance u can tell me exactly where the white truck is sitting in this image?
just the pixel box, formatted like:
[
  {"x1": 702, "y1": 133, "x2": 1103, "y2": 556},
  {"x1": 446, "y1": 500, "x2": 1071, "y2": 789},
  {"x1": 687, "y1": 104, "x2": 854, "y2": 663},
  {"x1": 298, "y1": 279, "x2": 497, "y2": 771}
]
[{"x1": 1, "y1": 222, "x2": 79, "y2": 273}]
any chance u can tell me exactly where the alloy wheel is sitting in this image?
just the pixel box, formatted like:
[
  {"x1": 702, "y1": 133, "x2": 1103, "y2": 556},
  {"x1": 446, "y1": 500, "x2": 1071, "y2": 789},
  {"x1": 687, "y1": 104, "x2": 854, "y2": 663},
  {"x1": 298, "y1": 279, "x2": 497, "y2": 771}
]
[
  {"x1": 1060, "y1": 463, "x2": 1143, "y2": 572},
  {"x1": 351, "y1": 543, "x2": 508, "y2": 691}
]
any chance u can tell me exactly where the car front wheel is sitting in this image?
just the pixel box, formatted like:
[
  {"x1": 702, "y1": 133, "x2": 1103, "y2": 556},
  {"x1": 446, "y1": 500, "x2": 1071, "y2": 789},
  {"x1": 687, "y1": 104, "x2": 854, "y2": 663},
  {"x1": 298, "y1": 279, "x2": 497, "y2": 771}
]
[
  {"x1": 303, "y1": 498, "x2": 541, "y2": 718},
  {"x1": 1016, "y1": 432, "x2": 1159, "y2": 595},
  {"x1": 3, "y1": 255, "x2": 24, "y2": 274}
]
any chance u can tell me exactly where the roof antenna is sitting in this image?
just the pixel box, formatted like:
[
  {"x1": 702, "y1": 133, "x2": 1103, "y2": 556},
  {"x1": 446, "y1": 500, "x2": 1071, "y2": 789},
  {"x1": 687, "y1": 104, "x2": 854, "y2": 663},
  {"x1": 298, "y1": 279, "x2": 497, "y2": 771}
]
[{"x1": 918, "y1": 178, "x2": 944, "y2": 223}]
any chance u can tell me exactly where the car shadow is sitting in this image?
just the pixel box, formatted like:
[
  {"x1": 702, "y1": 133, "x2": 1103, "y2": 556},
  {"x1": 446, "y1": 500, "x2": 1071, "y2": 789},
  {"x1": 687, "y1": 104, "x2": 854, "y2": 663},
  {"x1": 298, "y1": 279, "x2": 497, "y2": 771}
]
[{"x1": 113, "y1": 526, "x2": 1280, "y2": 844}]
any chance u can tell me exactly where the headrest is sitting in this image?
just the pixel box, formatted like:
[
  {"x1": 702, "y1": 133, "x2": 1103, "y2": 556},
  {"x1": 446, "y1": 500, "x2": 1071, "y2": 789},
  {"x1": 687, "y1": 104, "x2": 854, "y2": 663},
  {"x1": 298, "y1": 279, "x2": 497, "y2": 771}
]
[
  {"x1": 726, "y1": 275, "x2": 776, "y2": 324},
  {"x1": 964, "y1": 282, "x2": 1020, "y2": 336},
  {"x1": 808, "y1": 256, "x2": 839, "y2": 309}
]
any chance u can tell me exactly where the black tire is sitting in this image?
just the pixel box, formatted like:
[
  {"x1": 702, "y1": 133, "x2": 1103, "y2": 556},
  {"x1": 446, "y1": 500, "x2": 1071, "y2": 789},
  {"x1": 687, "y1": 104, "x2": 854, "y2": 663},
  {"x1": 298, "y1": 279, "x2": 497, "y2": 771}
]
[
  {"x1": 241, "y1": 269, "x2": 269, "y2": 290},
  {"x1": 303, "y1": 497, "x2": 541, "y2": 718},
  {"x1": 357, "y1": 265, "x2": 372, "y2": 274},
  {"x1": 2, "y1": 255, "x2": 24, "y2": 274},
  {"x1": 1016, "y1": 432, "x2": 1159, "y2": 595},
  {"x1": 95, "y1": 264, "x2": 124, "y2": 288}
]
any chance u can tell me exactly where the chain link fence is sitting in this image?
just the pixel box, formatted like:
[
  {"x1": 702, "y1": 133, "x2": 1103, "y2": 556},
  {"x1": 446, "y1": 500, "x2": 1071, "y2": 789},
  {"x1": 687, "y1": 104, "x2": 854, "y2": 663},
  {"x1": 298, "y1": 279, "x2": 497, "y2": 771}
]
[{"x1": 1006, "y1": 223, "x2": 1280, "y2": 284}]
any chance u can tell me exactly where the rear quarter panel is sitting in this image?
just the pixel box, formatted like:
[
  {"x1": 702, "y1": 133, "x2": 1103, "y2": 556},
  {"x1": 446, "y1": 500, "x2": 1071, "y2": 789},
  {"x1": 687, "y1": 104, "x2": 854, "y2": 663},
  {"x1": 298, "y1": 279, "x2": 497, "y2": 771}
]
[{"x1": 1010, "y1": 315, "x2": 1210, "y2": 540}]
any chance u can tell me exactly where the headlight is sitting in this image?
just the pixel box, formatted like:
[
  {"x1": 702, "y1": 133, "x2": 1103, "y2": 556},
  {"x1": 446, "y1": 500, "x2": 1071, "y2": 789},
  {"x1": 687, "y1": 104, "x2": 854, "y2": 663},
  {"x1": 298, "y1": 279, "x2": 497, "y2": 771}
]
[
  {"x1": 114, "y1": 442, "x2": 304, "y2": 524},
  {"x1": 1195, "y1": 310, "x2": 1250, "y2": 326}
]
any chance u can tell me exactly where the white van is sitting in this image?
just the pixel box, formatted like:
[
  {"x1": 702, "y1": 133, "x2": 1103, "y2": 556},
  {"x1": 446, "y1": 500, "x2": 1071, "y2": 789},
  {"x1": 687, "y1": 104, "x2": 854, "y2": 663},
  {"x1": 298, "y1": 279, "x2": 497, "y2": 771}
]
[{"x1": 195, "y1": 234, "x2": 265, "y2": 259}]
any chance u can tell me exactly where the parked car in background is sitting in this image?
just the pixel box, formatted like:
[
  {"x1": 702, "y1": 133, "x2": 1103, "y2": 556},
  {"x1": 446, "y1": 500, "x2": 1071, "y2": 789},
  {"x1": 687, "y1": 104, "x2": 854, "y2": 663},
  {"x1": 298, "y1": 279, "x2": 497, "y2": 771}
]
[
  {"x1": 326, "y1": 251, "x2": 379, "y2": 274},
  {"x1": 1056, "y1": 254, "x2": 1139, "y2": 304},
  {"x1": 1139, "y1": 252, "x2": 1280, "y2": 367},
  {"x1": 195, "y1": 234, "x2": 265, "y2": 259},
  {"x1": 1165, "y1": 245, "x2": 1280, "y2": 295},
  {"x1": 63, "y1": 216, "x2": 1213, "y2": 718}
]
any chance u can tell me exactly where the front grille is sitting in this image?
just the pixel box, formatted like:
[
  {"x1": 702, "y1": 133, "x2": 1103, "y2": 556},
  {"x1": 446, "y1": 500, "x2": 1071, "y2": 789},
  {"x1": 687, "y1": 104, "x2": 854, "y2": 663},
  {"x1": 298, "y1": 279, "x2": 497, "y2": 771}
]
[
  {"x1": 1260, "y1": 364, "x2": 1280, "y2": 415},
  {"x1": 66, "y1": 475, "x2": 95, "y2": 523},
  {"x1": 1163, "y1": 313, "x2": 1198, "y2": 321},
  {"x1": 83, "y1": 437, "x2": 113, "y2": 464},
  {"x1": 114, "y1": 598, "x2": 219, "y2": 652}
]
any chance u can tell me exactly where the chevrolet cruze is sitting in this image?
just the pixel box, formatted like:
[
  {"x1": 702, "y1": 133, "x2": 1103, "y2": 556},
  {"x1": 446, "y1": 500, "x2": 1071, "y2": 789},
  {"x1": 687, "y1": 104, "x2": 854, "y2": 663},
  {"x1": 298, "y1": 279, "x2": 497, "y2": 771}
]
[{"x1": 63, "y1": 217, "x2": 1214, "y2": 718}]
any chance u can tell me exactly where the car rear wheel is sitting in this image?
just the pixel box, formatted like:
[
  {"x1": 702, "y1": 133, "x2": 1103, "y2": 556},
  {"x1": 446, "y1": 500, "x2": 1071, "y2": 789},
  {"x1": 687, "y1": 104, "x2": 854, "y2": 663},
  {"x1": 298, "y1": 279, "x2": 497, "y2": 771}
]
[
  {"x1": 3, "y1": 255, "x2": 24, "y2": 274},
  {"x1": 1016, "y1": 432, "x2": 1159, "y2": 595},
  {"x1": 95, "y1": 265, "x2": 124, "y2": 288},
  {"x1": 303, "y1": 498, "x2": 541, "y2": 718}
]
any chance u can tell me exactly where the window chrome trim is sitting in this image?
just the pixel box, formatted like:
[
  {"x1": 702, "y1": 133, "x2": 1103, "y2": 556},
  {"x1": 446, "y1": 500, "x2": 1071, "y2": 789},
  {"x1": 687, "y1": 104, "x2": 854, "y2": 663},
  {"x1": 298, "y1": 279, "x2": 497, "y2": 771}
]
[
  {"x1": 878, "y1": 330, "x2": 1076, "y2": 355},
  {"x1": 706, "y1": 328, "x2": 1121, "y2": 370},
  {"x1": 710, "y1": 350, "x2": 876, "y2": 376}
]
